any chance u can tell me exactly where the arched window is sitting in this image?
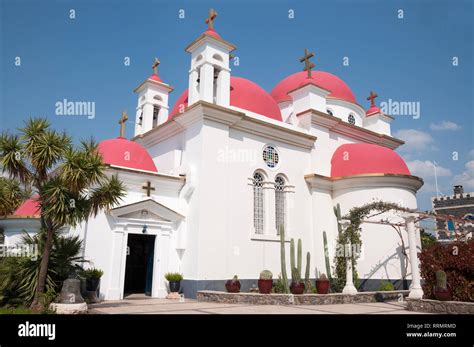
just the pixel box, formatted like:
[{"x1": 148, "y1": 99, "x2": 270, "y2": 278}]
[
  {"x1": 275, "y1": 175, "x2": 286, "y2": 233},
  {"x1": 253, "y1": 172, "x2": 264, "y2": 234}
]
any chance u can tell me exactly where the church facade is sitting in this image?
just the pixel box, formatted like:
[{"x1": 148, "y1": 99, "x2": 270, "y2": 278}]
[{"x1": 1, "y1": 12, "x2": 424, "y2": 300}]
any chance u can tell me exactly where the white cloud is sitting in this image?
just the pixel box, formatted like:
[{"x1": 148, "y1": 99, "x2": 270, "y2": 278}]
[
  {"x1": 429, "y1": 121, "x2": 461, "y2": 131},
  {"x1": 394, "y1": 129, "x2": 435, "y2": 152},
  {"x1": 453, "y1": 160, "x2": 474, "y2": 190},
  {"x1": 406, "y1": 160, "x2": 452, "y2": 178}
]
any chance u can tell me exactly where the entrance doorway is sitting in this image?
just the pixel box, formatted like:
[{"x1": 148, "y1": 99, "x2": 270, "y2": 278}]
[{"x1": 124, "y1": 234, "x2": 156, "y2": 297}]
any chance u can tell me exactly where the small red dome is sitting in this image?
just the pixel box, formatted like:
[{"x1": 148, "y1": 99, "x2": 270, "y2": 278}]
[
  {"x1": 366, "y1": 104, "x2": 382, "y2": 116},
  {"x1": 14, "y1": 197, "x2": 41, "y2": 217},
  {"x1": 98, "y1": 137, "x2": 158, "y2": 172},
  {"x1": 169, "y1": 76, "x2": 282, "y2": 121},
  {"x1": 203, "y1": 28, "x2": 221, "y2": 39},
  {"x1": 331, "y1": 143, "x2": 410, "y2": 178},
  {"x1": 148, "y1": 73, "x2": 163, "y2": 83},
  {"x1": 271, "y1": 71, "x2": 357, "y2": 104}
]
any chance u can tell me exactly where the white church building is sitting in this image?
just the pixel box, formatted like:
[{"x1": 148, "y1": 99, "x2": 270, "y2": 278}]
[{"x1": 1, "y1": 12, "x2": 424, "y2": 300}]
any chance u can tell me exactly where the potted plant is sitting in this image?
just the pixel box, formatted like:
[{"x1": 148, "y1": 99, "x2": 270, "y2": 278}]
[
  {"x1": 225, "y1": 275, "x2": 241, "y2": 293},
  {"x1": 258, "y1": 270, "x2": 273, "y2": 294},
  {"x1": 315, "y1": 273, "x2": 330, "y2": 294},
  {"x1": 165, "y1": 272, "x2": 183, "y2": 293},
  {"x1": 82, "y1": 268, "x2": 104, "y2": 292},
  {"x1": 433, "y1": 270, "x2": 451, "y2": 301},
  {"x1": 290, "y1": 267, "x2": 305, "y2": 294}
]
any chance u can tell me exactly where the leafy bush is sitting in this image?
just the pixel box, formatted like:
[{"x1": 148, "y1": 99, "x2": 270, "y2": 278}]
[
  {"x1": 419, "y1": 240, "x2": 473, "y2": 302},
  {"x1": 0, "y1": 231, "x2": 86, "y2": 307},
  {"x1": 81, "y1": 268, "x2": 104, "y2": 279},
  {"x1": 164, "y1": 272, "x2": 183, "y2": 282},
  {"x1": 272, "y1": 275, "x2": 286, "y2": 293},
  {"x1": 379, "y1": 279, "x2": 395, "y2": 291}
]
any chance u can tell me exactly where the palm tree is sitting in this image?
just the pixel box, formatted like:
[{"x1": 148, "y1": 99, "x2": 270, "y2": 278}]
[
  {"x1": 0, "y1": 176, "x2": 27, "y2": 216},
  {"x1": 0, "y1": 118, "x2": 126, "y2": 310}
]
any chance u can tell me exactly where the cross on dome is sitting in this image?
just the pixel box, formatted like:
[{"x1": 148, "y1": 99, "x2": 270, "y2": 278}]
[
  {"x1": 300, "y1": 48, "x2": 315, "y2": 78},
  {"x1": 152, "y1": 58, "x2": 160, "y2": 75},
  {"x1": 118, "y1": 111, "x2": 128, "y2": 138},
  {"x1": 142, "y1": 181, "x2": 155, "y2": 197},
  {"x1": 367, "y1": 91, "x2": 378, "y2": 106},
  {"x1": 205, "y1": 8, "x2": 218, "y2": 29}
]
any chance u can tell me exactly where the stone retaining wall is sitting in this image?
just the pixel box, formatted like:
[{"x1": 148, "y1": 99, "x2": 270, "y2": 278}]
[
  {"x1": 406, "y1": 298, "x2": 474, "y2": 314},
  {"x1": 197, "y1": 290, "x2": 409, "y2": 305}
]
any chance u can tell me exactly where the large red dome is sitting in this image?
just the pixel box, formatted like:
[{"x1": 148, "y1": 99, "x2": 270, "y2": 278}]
[
  {"x1": 98, "y1": 137, "x2": 158, "y2": 172},
  {"x1": 271, "y1": 71, "x2": 357, "y2": 104},
  {"x1": 170, "y1": 76, "x2": 282, "y2": 121},
  {"x1": 14, "y1": 197, "x2": 41, "y2": 217},
  {"x1": 331, "y1": 143, "x2": 410, "y2": 178}
]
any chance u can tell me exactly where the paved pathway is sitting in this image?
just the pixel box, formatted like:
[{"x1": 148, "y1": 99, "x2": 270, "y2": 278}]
[{"x1": 89, "y1": 294, "x2": 427, "y2": 314}]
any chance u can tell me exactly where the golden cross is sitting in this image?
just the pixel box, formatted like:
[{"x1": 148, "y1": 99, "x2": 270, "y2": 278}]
[
  {"x1": 142, "y1": 181, "x2": 155, "y2": 197},
  {"x1": 299, "y1": 48, "x2": 315, "y2": 78},
  {"x1": 118, "y1": 111, "x2": 128, "y2": 138},
  {"x1": 152, "y1": 58, "x2": 160, "y2": 75},
  {"x1": 367, "y1": 91, "x2": 378, "y2": 106},
  {"x1": 205, "y1": 8, "x2": 218, "y2": 29}
]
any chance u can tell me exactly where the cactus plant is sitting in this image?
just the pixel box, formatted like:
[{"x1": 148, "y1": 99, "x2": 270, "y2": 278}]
[
  {"x1": 304, "y1": 252, "x2": 311, "y2": 293},
  {"x1": 297, "y1": 239, "x2": 302, "y2": 278},
  {"x1": 291, "y1": 267, "x2": 301, "y2": 283},
  {"x1": 290, "y1": 238, "x2": 295, "y2": 274},
  {"x1": 323, "y1": 231, "x2": 332, "y2": 280},
  {"x1": 279, "y1": 225, "x2": 290, "y2": 293},
  {"x1": 435, "y1": 270, "x2": 447, "y2": 289},
  {"x1": 334, "y1": 203, "x2": 343, "y2": 235},
  {"x1": 259, "y1": 270, "x2": 273, "y2": 280}
]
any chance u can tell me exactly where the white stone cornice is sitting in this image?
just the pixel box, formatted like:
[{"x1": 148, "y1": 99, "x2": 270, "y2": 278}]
[
  {"x1": 304, "y1": 173, "x2": 424, "y2": 193},
  {"x1": 297, "y1": 109, "x2": 404, "y2": 149}
]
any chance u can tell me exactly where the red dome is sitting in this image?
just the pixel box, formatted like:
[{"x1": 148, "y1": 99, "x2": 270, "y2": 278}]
[
  {"x1": 271, "y1": 71, "x2": 357, "y2": 104},
  {"x1": 169, "y1": 76, "x2": 282, "y2": 121},
  {"x1": 366, "y1": 104, "x2": 382, "y2": 116},
  {"x1": 14, "y1": 197, "x2": 41, "y2": 217},
  {"x1": 331, "y1": 143, "x2": 410, "y2": 178},
  {"x1": 203, "y1": 28, "x2": 221, "y2": 39},
  {"x1": 98, "y1": 137, "x2": 158, "y2": 172},
  {"x1": 148, "y1": 73, "x2": 163, "y2": 83}
]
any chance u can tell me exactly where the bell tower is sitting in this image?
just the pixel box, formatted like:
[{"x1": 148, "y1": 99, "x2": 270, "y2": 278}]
[
  {"x1": 185, "y1": 9, "x2": 236, "y2": 107},
  {"x1": 133, "y1": 58, "x2": 173, "y2": 137}
]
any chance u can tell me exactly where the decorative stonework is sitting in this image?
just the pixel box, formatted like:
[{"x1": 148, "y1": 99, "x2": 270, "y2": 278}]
[
  {"x1": 197, "y1": 290, "x2": 409, "y2": 305},
  {"x1": 406, "y1": 298, "x2": 474, "y2": 314}
]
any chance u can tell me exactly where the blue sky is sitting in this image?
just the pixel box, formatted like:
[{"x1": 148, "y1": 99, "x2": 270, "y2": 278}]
[{"x1": 0, "y1": 0, "x2": 473, "y2": 213}]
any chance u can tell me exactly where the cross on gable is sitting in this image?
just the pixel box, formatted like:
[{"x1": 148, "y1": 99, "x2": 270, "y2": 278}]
[
  {"x1": 367, "y1": 91, "x2": 378, "y2": 106},
  {"x1": 142, "y1": 181, "x2": 155, "y2": 197},
  {"x1": 152, "y1": 58, "x2": 160, "y2": 75},
  {"x1": 118, "y1": 111, "x2": 128, "y2": 138},
  {"x1": 205, "y1": 8, "x2": 218, "y2": 29},
  {"x1": 300, "y1": 49, "x2": 315, "y2": 78}
]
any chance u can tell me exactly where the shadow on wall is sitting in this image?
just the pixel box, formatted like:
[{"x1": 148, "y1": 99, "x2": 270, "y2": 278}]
[{"x1": 359, "y1": 246, "x2": 410, "y2": 291}]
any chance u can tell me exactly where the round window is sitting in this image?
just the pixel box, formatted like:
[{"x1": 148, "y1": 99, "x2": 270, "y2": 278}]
[
  {"x1": 262, "y1": 145, "x2": 279, "y2": 168},
  {"x1": 348, "y1": 114, "x2": 356, "y2": 125}
]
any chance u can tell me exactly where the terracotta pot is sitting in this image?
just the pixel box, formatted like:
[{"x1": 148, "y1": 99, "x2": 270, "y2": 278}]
[
  {"x1": 225, "y1": 281, "x2": 241, "y2": 293},
  {"x1": 433, "y1": 287, "x2": 451, "y2": 301},
  {"x1": 258, "y1": 279, "x2": 273, "y2": 294},
  {"x1": 290, "y1": 282, "x2": 305, "y2": 295},
  {"x1": 315, "y1": 279, "x2": 330, "y2": 294}
]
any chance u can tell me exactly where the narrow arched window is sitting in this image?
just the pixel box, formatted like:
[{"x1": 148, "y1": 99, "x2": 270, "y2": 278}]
[
  {"x1": 253, "y1": 172, "x2": 264, "y2": 234},
  {"x1": 275, "y1": 176, "x2": 286, "y2": 234}
]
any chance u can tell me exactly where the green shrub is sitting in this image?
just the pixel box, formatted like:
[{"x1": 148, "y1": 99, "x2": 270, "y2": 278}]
[
  {"x1": 0, "y1": 231, "x2": 86, "y2": 307},
  {"x1": 81, "y1": 268, "x2": 104, "y2": 279},
  {"x1": 164, "y1": 272, "x2": 183, "y2": 282},
  {"x1": 379, "y1": 280, "x2": 395, "y2": 291},
  {"x1": 272, "y1": 275, "x2": 286, "y2": 293},
  {"x1": 419, "y1": 240, "x2": 473, "y2": 302}
]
